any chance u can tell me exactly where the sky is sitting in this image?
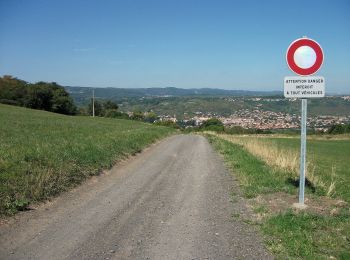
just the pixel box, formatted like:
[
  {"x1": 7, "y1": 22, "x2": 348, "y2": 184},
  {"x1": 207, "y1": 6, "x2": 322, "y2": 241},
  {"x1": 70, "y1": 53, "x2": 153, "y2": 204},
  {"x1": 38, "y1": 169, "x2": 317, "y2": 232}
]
[{"x1": 0, "y1": 0, "x2": 349, "y2": 92}]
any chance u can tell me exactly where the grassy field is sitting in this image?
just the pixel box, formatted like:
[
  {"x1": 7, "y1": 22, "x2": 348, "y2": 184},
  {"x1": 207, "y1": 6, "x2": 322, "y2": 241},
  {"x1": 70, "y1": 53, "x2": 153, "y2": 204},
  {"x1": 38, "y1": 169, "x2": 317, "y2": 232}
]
[
  {"x1": 210, "y1": 133, "x2": 350, "y2": 201},
  {"x1": 262, "y1": 136, "x2": 350, "y2": 201},
  {"x1": 0, "y1": 104, "x2": 175, "y2": 215},
  {"x1": 207, "y1": 134, "x2": 350, "y2": 259}
]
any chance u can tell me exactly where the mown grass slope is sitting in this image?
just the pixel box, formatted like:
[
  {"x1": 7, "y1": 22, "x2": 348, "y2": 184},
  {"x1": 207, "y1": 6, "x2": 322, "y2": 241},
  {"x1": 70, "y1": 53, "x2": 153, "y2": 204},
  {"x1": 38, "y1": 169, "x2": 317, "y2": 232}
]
[{"x1": 0, "y1": 104, "x2": 175, "y2": 215}]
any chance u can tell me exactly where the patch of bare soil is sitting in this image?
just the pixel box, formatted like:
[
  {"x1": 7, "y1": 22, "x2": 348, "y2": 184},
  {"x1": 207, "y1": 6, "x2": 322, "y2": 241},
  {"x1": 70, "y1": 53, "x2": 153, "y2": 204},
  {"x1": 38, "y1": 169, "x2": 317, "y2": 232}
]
[{"x1": 248, "y1": 192, "x2": 349, "y2": 221}]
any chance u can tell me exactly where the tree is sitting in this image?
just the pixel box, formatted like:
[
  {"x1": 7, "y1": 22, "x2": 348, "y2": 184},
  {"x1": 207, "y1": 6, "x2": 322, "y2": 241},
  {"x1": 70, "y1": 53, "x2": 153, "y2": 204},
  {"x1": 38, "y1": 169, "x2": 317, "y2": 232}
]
[
  {"x1": 51, "y1": 94, "x2": 77, "y2": 115},
  {"x1": 25, "y1": 82, "x2": 54, "y2": 110},
  {"x1": 0, "y1": 75, "x2": 28, "y2": 105},
  {"x1": 104, "y1": 100, "x2": 119, "y2": 110},
  {"x1": 103, "y1": 100, "x2": 119, "y2": 117},
  {"x1": 50, "y1": 84, "x2": 76, "y2": 115},
  {"x1": 0, "y1": 76, "x2": 77, "y2": 115},
  {"x1": 200, "y1": 118, "x2": 224, "y2": 132}
]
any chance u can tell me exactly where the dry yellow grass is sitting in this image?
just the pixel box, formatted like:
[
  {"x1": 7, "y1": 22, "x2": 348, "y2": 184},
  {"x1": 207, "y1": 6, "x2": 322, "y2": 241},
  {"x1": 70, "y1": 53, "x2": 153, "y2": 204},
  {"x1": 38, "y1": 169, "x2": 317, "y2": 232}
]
[{"x1": 208, "y1": 132, "x2": 329, "y2": 192}]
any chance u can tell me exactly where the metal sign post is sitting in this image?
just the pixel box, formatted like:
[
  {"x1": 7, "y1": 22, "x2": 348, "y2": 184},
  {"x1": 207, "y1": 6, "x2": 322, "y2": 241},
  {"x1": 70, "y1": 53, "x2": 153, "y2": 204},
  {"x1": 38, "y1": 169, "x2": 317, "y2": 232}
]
[
  {"x1": 299, "y1": 99, "x2": 307, "y2": 205},
  {"x1": 284, "y1": 37, "x2": 324, "y2": 208}
]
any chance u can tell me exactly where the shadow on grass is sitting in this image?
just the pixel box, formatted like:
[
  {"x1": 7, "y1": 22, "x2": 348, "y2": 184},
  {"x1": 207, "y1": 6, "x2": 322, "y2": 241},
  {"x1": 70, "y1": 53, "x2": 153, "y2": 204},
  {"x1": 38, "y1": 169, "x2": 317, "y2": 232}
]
[{"x1": 286, "y1": 177, "x2": 316, "y2": 193}]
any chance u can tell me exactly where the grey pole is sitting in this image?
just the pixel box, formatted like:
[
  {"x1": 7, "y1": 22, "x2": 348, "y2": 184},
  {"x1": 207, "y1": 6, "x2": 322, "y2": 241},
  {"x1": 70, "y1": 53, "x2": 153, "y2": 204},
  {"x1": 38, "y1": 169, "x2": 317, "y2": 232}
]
[
  {"x1": 92, "y1": 89, "x2": 95, "y2": 117},
  {"x1": 299, "y1": 98, "x2": 307, "y2": 205}
]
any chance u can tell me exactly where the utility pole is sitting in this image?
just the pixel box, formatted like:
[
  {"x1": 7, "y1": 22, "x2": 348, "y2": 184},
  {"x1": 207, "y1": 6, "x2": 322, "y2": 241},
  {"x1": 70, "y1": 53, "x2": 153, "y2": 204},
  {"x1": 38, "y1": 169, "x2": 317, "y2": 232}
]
[{"x1": 92, "y1": 89, "x2": 95, "y2": 117}]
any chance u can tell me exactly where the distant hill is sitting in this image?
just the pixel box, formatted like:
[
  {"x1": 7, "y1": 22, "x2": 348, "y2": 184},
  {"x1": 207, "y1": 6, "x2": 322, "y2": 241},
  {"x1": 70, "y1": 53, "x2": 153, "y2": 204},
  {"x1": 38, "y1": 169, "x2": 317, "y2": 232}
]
[
  {"x1": 65, "y1": 86, "x2": 350, "y2": 118},
  {"x1": 65, "y1": 86, "x2": 282, "y2": 105}
]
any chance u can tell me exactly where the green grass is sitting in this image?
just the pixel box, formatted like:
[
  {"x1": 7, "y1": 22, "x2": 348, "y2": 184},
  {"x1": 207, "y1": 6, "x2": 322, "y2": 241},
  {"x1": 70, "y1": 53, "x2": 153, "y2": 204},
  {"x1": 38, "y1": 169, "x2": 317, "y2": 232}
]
[
  {"x1": 206, "y1": 135, "x2": 297, "y2": 198},
  {"x1": 0, "y1": 104, "x2": 175, "y2": 215},
  {"x1": 207, "y1": 134, "x2": 350, "y2": 259},
  {"x1": 263, "y1": 211, "x2": 350, "y2": 259}
]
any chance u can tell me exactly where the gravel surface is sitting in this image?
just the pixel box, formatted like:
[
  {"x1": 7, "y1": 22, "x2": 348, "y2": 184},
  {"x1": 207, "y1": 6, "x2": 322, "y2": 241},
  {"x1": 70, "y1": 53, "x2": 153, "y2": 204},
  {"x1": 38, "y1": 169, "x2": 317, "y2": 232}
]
[{"x1": 0, "y1": 134, "x2": 272, "y2": 260}]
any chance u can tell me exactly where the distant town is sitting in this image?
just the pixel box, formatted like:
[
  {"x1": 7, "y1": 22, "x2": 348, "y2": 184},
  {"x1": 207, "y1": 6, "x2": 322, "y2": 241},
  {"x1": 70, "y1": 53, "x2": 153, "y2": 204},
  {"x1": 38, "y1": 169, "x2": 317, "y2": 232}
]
[
  {"x1": 63, "y1": 85, "x2": 350, "y2": 132},
  {"x1": 155, "y1": 96, "x2": 350, "y2": 131}
]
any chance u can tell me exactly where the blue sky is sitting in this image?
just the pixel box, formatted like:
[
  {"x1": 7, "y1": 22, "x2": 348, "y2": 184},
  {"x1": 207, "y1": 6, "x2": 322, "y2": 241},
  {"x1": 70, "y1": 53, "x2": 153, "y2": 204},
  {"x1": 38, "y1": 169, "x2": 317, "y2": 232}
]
[{"x1": 0, "y1": 0, "x2": 349, "y2": 92}]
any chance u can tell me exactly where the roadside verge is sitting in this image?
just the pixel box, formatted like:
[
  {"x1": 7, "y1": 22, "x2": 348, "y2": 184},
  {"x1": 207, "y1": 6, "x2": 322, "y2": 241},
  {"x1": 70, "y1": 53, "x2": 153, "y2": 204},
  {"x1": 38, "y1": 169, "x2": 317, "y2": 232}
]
[{"x1": 206, "y1": 133, "x2": 350, "y2": 259}]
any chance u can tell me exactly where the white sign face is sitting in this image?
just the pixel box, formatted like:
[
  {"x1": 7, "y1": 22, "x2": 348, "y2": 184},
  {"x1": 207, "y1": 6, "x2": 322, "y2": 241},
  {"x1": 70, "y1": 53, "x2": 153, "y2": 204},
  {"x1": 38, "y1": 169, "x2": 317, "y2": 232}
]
[{"x1": 284, "y1": 76, "x2": 325, "y2": 98}]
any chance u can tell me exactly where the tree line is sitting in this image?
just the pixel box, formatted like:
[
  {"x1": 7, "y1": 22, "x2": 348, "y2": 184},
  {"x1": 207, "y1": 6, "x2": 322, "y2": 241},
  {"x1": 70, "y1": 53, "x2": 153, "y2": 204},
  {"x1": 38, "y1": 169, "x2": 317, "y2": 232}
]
[
  {"x1": 0, "y1": 75, "x2": 77, "y2": 115},
  {"x1": 2, "y1": 75, "x2": 349, "y2": 134},
  {"x1": 78, "y1": 98, "x2": 159, "y2": 123},
  {"x1": 0, "y1": 76, "x2": 176, "y2": 126}
]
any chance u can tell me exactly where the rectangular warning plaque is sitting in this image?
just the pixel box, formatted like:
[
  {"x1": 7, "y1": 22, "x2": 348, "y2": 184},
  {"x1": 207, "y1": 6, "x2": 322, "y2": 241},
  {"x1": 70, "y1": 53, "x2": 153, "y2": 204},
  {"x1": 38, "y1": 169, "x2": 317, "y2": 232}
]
[{"x1": 284, "y1": 76, "x2": 325, "y2": 98}]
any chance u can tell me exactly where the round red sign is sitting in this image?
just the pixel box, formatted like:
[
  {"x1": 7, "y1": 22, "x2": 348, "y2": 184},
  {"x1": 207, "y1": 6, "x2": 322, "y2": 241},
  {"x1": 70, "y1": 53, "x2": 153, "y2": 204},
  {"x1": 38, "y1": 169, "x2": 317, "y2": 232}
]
[{"x1": 286, "y1": 38, "x2": 324, "y2": 76}]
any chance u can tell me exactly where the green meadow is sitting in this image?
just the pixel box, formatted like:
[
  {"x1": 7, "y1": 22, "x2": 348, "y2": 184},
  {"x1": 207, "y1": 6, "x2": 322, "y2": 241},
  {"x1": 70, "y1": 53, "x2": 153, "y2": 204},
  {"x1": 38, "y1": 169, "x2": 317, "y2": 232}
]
[{"x1": 0, "y1": 104, "x2": 175, "y2": 215}]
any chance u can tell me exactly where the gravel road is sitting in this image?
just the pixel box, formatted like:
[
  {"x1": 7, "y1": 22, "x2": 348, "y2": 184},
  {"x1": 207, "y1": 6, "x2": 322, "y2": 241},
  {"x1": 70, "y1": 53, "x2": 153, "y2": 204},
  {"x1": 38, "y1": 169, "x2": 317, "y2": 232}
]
[{"x1": 0, "y1": 134, "x2": 272, "y2": 260}]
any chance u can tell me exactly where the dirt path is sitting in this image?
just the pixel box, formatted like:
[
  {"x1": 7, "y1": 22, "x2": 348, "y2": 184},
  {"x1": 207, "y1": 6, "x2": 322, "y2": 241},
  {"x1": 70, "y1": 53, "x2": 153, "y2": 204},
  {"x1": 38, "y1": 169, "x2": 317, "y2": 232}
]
[{"x1": 0, "y1": 135, "x2": 272, "y2": 259}]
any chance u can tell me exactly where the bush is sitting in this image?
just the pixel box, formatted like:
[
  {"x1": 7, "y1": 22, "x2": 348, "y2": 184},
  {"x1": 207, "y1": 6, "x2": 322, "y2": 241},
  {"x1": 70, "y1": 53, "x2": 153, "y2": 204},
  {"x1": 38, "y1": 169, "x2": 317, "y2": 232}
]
[
  {"x1": 198, "y1": 118, "x2": 223, "y2": 132},
  {"x1": 328, "y1": 124, "x2": 350, "y2": 134},
  {"x1": 201, "y1": 118, "x2": 223, "y2": 128},
  {"x1": 105, "y1": 109, "x2": 129, "y2": 119},
  {"x1": 203, "y1": 125, "x2": 224, "y2": 132},
  {"x1": 130, "y1": 111, "x2": 145, "y2": 121},
  {"x1": 144, "y1": 112, "x2": 158, "y2": 123}
]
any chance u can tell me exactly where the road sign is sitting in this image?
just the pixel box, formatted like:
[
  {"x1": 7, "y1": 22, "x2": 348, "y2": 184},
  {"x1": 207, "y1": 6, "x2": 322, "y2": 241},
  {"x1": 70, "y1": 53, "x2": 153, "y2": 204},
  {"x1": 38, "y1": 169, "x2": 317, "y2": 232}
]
[
  {"x1": 286, "y1": 38, "x2": 324, "y2": 76},
  {"x1": 284, "y1": 76, "x2": 325, "y2": 98},
  {"x1": 284, "y1": 37, "x2": 325, "y2": 208}
]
